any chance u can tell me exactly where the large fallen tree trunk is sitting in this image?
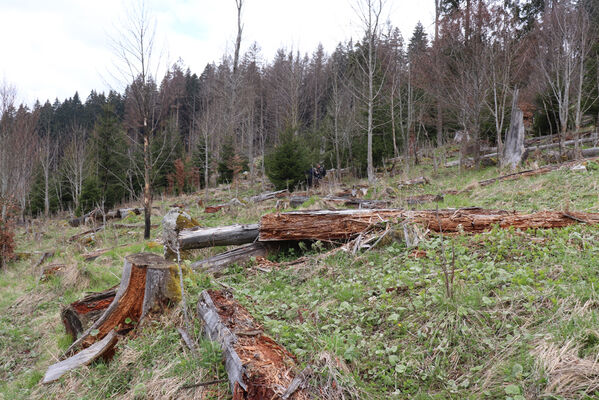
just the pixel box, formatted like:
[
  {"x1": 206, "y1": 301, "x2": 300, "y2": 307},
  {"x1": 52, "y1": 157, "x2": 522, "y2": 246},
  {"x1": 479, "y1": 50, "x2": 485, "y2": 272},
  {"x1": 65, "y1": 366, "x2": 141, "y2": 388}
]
[
  {"x1": 163, "y1": 209, "x2": 259, "y2": 257},
  {"x1": 61, "y1": 287, "x2": 117, "y2": 341},
  {"x1": 259, "y1": 208, "x2": 599, "y2": 241},
  {"x1": 44, "y1": 253, "x2": 180, "y2": 383},
  {"x1": 190, "y1": 243, "x2": 268, "y2": 274},
  {"x1": 197, "y1": 290, "x2": 310, "y2": 400}
]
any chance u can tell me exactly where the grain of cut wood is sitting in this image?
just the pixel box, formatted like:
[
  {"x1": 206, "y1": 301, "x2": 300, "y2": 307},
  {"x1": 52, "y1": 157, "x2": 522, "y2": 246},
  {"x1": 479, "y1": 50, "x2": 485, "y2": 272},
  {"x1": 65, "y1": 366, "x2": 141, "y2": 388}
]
[
  {"x1": 197, "y1": 290, "x2": 310, "y2": 400},
  {"x1": 259, "y1": 208, "x2": 599, "y2": 241}
]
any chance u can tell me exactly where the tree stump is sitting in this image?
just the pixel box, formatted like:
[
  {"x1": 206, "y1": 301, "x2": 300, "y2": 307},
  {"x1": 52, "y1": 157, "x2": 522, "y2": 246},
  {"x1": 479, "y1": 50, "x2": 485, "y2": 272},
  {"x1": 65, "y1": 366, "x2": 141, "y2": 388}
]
[
  {"x1": 44, "y1": 253, "x2": 180, "y2": 383},
  {"x1": 61, "y1": 287, "x2": 118, "y2": 341}
]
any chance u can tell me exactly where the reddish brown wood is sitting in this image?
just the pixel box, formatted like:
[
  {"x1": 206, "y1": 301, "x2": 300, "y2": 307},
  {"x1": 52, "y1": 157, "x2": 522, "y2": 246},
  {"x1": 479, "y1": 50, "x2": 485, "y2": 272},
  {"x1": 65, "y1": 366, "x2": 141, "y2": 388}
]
[
  {"x1": 198, "y1": 290, "x2": 310, "y2": 400},
  {"x1": 61, "y1": 287, "x2": 117, "y2": 341},
  {"x1": 259, "y1": 208, "x2": 599, "y2": 241}
]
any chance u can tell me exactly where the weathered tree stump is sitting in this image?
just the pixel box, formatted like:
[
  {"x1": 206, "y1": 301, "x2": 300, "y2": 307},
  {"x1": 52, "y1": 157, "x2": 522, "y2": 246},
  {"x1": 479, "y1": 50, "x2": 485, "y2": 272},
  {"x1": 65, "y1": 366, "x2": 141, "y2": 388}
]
[
  {"x1": 44, "y1": 253, "x2": 180, "y2": 383},
  {"x1": 502, "y1": 89, "x2": 526, "y2": 169},
  {"x1": 197, "y1": 290, "x2": 310, "y2": 400}
]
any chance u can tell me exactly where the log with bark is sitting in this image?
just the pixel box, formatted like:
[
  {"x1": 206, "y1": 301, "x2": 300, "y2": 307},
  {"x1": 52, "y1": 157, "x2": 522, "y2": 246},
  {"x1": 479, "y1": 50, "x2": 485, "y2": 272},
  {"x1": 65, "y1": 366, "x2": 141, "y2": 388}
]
[
  {"x1": 259, "y1": 208, "x2": 599, "y2": 241},
  {"x1": 197, "y1": 289, "x2": 310, "y2": 400},
  {"x1": 44, "y1": 253, "x2": 180, "y2": 383},
  {"x1": 190, "y1": 243, "x2": 268, "y2": 274},
  {"x1": 163, "y1": 209, "x2": 259, "y2": 257},
  {"x1": 61, "y1": 287, "x2": 118, "y2": 341}
]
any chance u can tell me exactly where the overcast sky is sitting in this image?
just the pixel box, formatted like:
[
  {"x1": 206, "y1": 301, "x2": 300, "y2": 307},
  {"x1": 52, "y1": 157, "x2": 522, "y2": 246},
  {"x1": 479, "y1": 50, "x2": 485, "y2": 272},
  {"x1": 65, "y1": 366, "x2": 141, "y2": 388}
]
[{"x1": 0, "y1": 0, "x2": 435, "y2": 106}]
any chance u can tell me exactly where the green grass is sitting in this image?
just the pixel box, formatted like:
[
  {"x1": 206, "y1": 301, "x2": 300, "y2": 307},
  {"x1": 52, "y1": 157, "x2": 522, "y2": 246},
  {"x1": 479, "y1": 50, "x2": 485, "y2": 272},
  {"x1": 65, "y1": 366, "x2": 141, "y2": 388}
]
[{"x1": 2, "y1": 156, "x2": 599, "y2": 399}]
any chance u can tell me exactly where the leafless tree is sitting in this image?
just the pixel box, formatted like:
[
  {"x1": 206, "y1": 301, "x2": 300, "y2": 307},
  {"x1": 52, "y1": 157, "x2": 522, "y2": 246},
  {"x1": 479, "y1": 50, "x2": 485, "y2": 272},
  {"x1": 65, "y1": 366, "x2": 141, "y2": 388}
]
[
  {"x1": 351, "y1": 0, "x2": 387, "y2": 184},
  {"x1": 110, "y1": 1, "x2": 166, "y2": 239},
  {"x1": 62, "y1": 124, "x2": 88, "y2": 212}
]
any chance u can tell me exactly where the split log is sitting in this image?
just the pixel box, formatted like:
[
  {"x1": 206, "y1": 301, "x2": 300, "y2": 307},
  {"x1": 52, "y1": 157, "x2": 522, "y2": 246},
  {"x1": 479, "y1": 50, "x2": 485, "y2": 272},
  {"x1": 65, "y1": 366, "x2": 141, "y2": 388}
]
[
  {"x1": 61, "y1": 287, "x2": 117, "y2": 341},
  {"x1": 58, "y1": 253, "x2": 180, "y2": 364},
  {"x1": 190, "y1": 243, "x2": 267, "y2": 274},
  {"x1": 197, "y1": 290, "x2": 310, "y2": 400},
  {"x1": 43, "y1": 330, "x2": 118, "y2": 384},
  {"x1": 248, "y1": 189, "x2": 289, "y2": 203},
  {"x1": 259, "y1": 208, "x2": 599, "y2": 241}
]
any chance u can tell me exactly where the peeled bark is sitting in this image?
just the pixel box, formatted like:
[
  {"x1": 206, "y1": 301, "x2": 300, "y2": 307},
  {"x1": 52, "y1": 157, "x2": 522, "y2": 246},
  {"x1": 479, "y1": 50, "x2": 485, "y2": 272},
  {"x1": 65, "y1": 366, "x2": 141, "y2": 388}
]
[
  {"x1": 197, "y1": 290, "x2": 310, "y2": 400},
  {"x1": 259, "y1": 208, "x2": 599, "y2": 241},
  {"x1": 190, "y1": 243, "x2": 267, "y2": 274}
]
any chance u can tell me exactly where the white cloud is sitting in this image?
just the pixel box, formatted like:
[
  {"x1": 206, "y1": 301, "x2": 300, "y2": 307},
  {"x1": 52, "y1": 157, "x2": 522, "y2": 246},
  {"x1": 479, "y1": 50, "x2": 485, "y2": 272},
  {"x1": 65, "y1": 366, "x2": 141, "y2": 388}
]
[{"x1": 0, "y1": 0, "x2": 434, "y2": 105}]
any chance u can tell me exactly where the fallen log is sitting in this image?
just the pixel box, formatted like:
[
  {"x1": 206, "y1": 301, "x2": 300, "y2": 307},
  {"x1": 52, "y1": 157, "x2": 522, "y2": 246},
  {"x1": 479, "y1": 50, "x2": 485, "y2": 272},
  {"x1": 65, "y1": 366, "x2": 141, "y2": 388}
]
[
  {"x1": 68, "y1": 226, "x2": 104, "y2": 243},
  {"x1": 476, "y1": 155, "x2": 599, "y2": 188},
  {"x1": 49, "y1": 253, "x2": 180, "y2": 382},
  {"x1": 290, "y1": 196, "x2": 310, "y2": 208},
  {"x1": 322, "y1": 196, "x2": 391, "y2": 209},
  {"x1": 190, "y1": 243, "x2": 267, "y2": 274},
  {"x1": 61, "y1": 287, "x2": 118, "y2": 341},
  {"x1": 248, "y1": 189, "x2": 289, "y2": 203},
  {"x1": 259, "y1": 208, "x2": 599, "y2": 241},
  {"x1": 163, "y1": 209, "x2": 259, "y2": 256},
  {"x1": 197, "y1": 290, "x2": 310, "y2": 400}
]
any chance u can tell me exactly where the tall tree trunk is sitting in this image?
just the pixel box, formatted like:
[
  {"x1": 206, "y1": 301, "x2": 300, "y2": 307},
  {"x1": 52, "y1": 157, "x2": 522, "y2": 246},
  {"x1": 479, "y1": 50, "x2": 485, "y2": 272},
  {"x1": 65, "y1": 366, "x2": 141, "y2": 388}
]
[{"x1": 143, "y1": 119, "x2": 151, "y2": 240}]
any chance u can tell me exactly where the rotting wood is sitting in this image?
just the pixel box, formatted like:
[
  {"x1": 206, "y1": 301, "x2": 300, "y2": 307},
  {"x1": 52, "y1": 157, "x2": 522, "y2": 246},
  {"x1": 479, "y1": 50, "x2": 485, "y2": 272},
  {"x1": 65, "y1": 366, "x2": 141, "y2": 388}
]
[
  {"x1": 405, "y1": 194, "x2": 444, "y2": 205},
  {"x1": 42, "y1": 330, "x2": 118, "y2": 384},
  {"x1": 259, "y1": 208, "x2": 599, "y2": 241},
  {"x1": 502, "y1": 89, "x2": 526, "y2": 169},
  {"x1": 162, "y1": 209, "x2": 201, "y2": 259},
  {"x1": 282, "y1": 366, "x2": 313, "y2": 400},
  {"x1": 56, "y1": 253, "x2": 180, "y2": 370},
  {"x1": 61, "y1": 287, "x2": 118, "y2": 341},
  {"x1": 190, "y1": 242, "x2": 267, "y2": 274},
  {"x1": 197, "y1": 290, "x2": 310, "y2": 400}
]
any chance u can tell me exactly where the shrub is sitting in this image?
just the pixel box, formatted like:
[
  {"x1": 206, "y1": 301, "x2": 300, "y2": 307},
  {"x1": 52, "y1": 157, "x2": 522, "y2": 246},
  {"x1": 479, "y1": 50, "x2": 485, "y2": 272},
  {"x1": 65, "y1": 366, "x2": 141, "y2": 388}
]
[{"x1": 265, "y1": 130, "x2": 310, "y2": 191}]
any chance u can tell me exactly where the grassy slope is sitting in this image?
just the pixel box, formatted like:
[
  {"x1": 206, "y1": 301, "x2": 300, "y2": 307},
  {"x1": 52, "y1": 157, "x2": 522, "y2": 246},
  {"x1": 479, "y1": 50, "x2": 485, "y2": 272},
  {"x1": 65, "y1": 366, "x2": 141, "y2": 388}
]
[{"x1": 1, "y1": 157, "x2": 599, "y2": 399}]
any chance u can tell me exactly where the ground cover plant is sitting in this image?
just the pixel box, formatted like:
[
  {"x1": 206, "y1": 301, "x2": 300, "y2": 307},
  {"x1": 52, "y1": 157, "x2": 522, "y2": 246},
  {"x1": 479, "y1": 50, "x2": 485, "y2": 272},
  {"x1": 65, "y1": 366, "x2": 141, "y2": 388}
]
[{"x1": 1, "y1": 157, "x2": 599, "y2": 399}]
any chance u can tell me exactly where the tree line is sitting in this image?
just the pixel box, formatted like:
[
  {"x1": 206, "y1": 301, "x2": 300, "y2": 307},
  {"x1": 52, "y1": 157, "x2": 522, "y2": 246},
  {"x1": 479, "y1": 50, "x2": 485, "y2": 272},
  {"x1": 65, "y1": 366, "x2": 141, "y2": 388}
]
[{"x1": 1, "y1": 0, "x2": 599, "y2": 223}]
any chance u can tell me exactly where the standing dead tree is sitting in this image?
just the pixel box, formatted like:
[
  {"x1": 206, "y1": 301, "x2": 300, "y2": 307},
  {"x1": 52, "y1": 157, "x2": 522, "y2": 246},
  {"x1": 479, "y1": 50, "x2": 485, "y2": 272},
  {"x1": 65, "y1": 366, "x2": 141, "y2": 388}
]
[{"x1": 110, "y1": 1, "x2": 167, "y2": 239}]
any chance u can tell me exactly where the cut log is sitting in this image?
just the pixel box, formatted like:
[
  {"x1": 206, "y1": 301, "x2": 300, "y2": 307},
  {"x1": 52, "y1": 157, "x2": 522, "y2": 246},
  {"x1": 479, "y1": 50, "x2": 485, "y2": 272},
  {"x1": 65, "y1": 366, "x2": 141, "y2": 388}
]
[
  {"x1": 61, "y1": 287, "x2": 118, "y2": 341},
  {"x1": 190, "y1": 243, "x2": 267, "y2": 274},
  {"x1": 248, "y1": 189, "x2": 289, "y2": 203},
  {"x1": 197, "y1": 290, "x2": 310, "y2": 400},
  {"x1": 43, "y1": 330, "x2": 118, "y2": 384},
  {"x1": 178, "y1": 225, "x2": 260, "y2": 251},
  {"x1": 259, "y1": 208, "x2": 599, "y2": 241},
  {"x1": 61, "y1": 253, "x2": 180, "y2": 359}
]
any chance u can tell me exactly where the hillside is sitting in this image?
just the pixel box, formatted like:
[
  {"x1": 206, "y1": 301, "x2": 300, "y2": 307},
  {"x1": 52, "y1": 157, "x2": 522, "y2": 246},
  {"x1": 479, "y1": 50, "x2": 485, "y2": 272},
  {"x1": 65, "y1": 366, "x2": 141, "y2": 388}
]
[{"x1": 2, "y1": 154, "x2": 599, "y2": 399}]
